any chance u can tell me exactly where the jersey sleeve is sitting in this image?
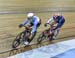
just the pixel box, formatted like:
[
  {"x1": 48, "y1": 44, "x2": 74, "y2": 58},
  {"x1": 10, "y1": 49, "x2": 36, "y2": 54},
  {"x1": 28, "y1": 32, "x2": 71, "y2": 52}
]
[
  {"x1": 46, "y1": 17, "x2": 54, "y2": 25},
  {"x1": 22, "y1": 19, "x2": 29, "y2": 26}
]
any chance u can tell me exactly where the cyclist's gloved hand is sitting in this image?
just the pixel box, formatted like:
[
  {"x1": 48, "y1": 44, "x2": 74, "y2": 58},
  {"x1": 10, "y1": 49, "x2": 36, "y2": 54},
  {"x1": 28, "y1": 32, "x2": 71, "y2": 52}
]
[
  {"x1": 44, "y1": 23, "x2": 47, "y2": 27},
  {"x1": 19, "y1": 24, "x2": 23, "y2": 28}
]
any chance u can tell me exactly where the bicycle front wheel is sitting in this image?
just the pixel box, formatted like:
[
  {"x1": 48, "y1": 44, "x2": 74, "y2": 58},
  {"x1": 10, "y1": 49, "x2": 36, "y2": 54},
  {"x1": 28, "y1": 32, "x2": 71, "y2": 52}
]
[
  {"x1": 12, "y1": 31, "x2": 25, "y2": 48},
  {"x1": 37, "y1": 33, "x2": 46, "y2": 44}
]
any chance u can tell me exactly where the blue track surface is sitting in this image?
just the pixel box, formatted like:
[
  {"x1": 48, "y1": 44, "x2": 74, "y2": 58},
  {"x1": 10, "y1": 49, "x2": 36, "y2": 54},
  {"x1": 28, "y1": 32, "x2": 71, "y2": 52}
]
[
  {"x1": 52, "y1": 49, "x2": 75, "y2": 58},
  {"x1": 7, "y1": 39, "x2": 75, "y2": 58}
]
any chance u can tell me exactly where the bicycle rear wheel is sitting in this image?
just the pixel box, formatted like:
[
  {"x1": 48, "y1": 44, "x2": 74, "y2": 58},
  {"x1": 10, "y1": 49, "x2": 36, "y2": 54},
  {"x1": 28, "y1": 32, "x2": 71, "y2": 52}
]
[{"x1": 12, "y1": 31, "x2": 25, "y2": 48}]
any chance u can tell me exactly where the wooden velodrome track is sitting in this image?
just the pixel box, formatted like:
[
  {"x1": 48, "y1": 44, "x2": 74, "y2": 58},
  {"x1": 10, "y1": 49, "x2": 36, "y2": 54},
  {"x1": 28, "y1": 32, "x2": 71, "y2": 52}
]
[{"x1": 0, "y1": 0, "x2": 75, "y2": 58}]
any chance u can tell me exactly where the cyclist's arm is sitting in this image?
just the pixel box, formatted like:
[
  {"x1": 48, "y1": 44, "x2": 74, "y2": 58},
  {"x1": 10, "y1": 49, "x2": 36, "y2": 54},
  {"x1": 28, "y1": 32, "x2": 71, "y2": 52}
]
[
  {"x1": 44, "y1": 17, "x2": 54, "y2": 27},
  {"x1": 22, "y1": 19, "x2": 29, "y2": 26},
  {"x1": 46, "y1": 17, "x2": 54, "y2": 25}
]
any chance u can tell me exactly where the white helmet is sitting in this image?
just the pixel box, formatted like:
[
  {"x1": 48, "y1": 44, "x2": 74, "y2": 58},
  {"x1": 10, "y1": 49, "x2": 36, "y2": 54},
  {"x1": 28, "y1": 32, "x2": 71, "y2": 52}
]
[{"x1": 27, "y1": 13, "x2": 34, "y2": 18}]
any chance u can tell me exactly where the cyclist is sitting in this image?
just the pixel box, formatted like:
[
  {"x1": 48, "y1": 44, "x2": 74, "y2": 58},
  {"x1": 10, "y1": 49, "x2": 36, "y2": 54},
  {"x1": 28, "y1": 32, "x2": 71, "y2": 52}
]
[
  {"x1": 44, "y1": 13, "x2": 65, "y2": 40},
  {"x1": 19, "y1": 13, "x2": 41, "y2": 45}
]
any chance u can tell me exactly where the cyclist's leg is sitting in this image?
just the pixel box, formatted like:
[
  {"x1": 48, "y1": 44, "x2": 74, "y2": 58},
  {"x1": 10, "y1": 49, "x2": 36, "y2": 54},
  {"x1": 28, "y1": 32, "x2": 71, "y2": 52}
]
[
  {"x1": 48, "y1": 28, "x2": 59, "y2": 41},
  {"x1": 48, "y1": 29, "x2": 53, "y2": 41},
  {"x1": 28, "y1": 31, "x2": 37, "y2": 43},
  {"x1": 53, "y1": 28, "x2": 60, "y2": 40},
  {"x1": 43, "y1": 28, "x2": 50, "y2": 36},
  {"x1": 24, "y1": 23, "x2": 33, "y2": 45},
  {"x1": 25, "y1": 23, "x2": 35, "y2": 43},
  {"x1": 28, "y1": 23, "x2": 41, "y2": 43}
]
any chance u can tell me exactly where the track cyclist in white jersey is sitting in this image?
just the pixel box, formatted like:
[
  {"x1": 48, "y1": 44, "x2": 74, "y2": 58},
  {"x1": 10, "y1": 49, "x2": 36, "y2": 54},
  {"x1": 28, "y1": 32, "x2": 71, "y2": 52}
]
[{"x1": 19, "y1": 13, "x2": 41, "y2": 45}]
